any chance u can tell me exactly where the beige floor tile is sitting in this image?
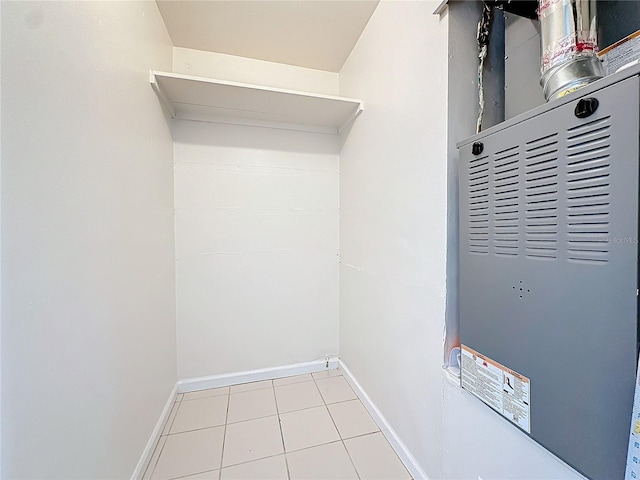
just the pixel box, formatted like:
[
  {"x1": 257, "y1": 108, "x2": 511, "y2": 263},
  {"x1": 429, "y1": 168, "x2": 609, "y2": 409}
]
[
  {"x1": 221, "y1": 455, "x2": 288, "y2": 480},
  {"x1": 273, "y1": 373, "x2": 313, "y2": 386},
  {"x1": 222, "y1": 415, "x2": 284, "y2": 467},
  {"x1": 275, "y1": 381, "x2": 324, "y2": 413},
  {"x1": 315, "y1": 376, "x2": 357, "y2": 404},
  {"x1": 183, "y1": 386, "x2": 230, "y2": 401},
  {"x1": 175, "y1": 471, "x2": 219, "y2": 479},
  {"x1": 230, "y1": 379, "x2": 273, "y2": 394},
  {"x1": 328, "y1": 399, "x2": 379, "y2": 439},
  {"x1": 162, "y1": 402, "x2": 181, "y2": 436},
  {"x1": 170, "y1": 395, "x2": 229, "y2": 434},
  {"x1": 142, "y1": 436, "x2": 167, "y2": 480},
  {"x1": 311, "y1": 369, "x2": 342, "y2": 380},
  {"x1": 344, "y1": 432, "x2": 410, "y2": 480},
  {"x1": 287, "y1": 441, "x2": 358, "y2": 480},
  {"x1": 227, "y1": 387, "x2": 277, "y2": 424},
  {"x1": 151, "y1": 427, "x2": 225, "y2": 480},
  {"x1": 280, "y1": 405, "x2": 340, "y2": 452}
]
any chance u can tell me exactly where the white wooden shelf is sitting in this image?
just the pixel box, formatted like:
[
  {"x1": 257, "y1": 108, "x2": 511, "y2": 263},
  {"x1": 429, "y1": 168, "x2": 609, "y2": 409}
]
[{"x1": 150, "y1": 71, "x2": 364, "y2": 134}]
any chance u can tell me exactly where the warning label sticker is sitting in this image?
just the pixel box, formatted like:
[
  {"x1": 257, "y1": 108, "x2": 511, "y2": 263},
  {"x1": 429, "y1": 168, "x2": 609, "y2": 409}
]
[
  {"x1": 461, "y1": 344, "x2": 530, "y2": 433},
  {"x1": 599, "y1": 29, "x2": 640, "y2": 76}
]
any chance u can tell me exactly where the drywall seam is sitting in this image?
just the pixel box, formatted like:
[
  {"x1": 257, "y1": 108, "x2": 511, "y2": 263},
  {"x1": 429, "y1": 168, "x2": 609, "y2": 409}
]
[
  {"x1": 340, "y1": 261, "x2": 364, "y2": 272},
  {"x1": 339, "y1": 359, "x2": 430, "y2": 480},
  {"x1": 176, "y1": 358, "x2": 340, "y2": 393},
  {"x1": 130, "y1": 384, "x2": 178, "y2": 480}
]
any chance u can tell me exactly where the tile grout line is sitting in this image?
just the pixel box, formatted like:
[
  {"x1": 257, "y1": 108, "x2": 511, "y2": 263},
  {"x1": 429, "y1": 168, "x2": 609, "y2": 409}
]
[
  {"x1": 144, "y1": 391, "x2": 182, "y2": 480},
  {"x1": 343, "y1": 431, "x2": 413, "y2": 480},
  {"x1": 217, "y1": 393, "x2": 231, "y2": 480},
  {"x1": 272, "y1": 384, "x2": 291, "y2": 480},
  {"x1": 229, "y1": 382, "x2": 274, "y2": 395},
  {"x1": 220, "y1": 452, "x2": 287, "y2": 471},
  {"x1": 140, "y1": 437, "x2": 158, "y2": 479},
  {"x1": 172, "y1": 390, "x2": 293, "y2": 435},
  {"x1": 320, "y1": 378, "x2": 362, "y2": 480},
  {"x1": 310, "y1": 374, "x2": 327, "y2": 405},
  {"x1": 167, "y1": 392, "x2": 229, "y2": 435},
  {"x1": 142, "y1": 436, "x2": 167, "y2": 480},
  {"x1": 272, "y1": 439, "x2": 346, "y2": 460},
  {"x1": 181, "y1": 387, "x2": 229, "y2": 402},
  {"x1": 220, "y1": 381, "x2": 281, "y2": 473},
  {"x1": 174, "y1": 468, "x2": 218, "y2": 480},
  {"x1": 329, "y1": 371, "x2": 410, "y2": 477},
  {"x1": 154, "y1": 392, "x2": 228, "y2": 479},
  {"x1": 272, "y1": 373, "x2": 317, "y2": 387},
  {"x1": 311, "y1": 371, "x2": 343, "y2": 381},
  {"x1": 313, "y1": 375, "x2": 358, "y2": 406},
  {"x1": 277, "y1": 403, "x2": 324, "y2": 417},
  {"x1": 271, "y1": 429, "x2": 385, "y2": 457},
  {"x1": 165, "y1": 398, "x2": 182, "y2": 435},
  {"x1": 183, "y1": 379, "x2": 278, "y2": 401},
  {"x1": 342, "y1": 435, "x2": 362, "y2": 480},
  {"x1": 224, "y1": 387, "x2": 278, "y2": 425},
  {"x1": 273, "y1": 378, "x2": 327, "y2": 416},
  {"x1": 222, "y1": 412, "x2": 279, "y2": 428},
  {"x1": 273, "y1": 379, "x2": 314, "y2": 388},
  {"x1": 164, "y1": 423, "x2": 228, "y2": 436},
  {"x1": 157, "y1": 373, "x2": 350, "y2": 479},
  {"x1": 165, "y1": 405, "x2": 314, "y2": 439}
]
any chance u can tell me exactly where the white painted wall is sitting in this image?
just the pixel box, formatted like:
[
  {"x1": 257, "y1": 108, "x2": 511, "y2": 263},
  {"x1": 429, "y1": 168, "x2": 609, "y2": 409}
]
[
  {"x1": 504, "y1": 13, "x2": 545, "y2": 119},
  {"x1": 173, "y1": 47, "x2": 340, "y2": 95},
  {"x1": 339, "y1": 2, "x2": 448, "y2": 476},
  {"x1": 442, "y1": 378, "x2": 585, "y2": 479},
  {"x1": 339, "y1": 2, "x2": 585, "y2": 478},
  {"x1": 174, "y1": 120, "x2": 340, "y2": 379},
  {"x1": 1, "y1": 2, "x2": 176, "y2": 478}
]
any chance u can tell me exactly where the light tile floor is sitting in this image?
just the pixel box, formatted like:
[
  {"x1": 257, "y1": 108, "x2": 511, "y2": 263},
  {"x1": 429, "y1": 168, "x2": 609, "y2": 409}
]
[{"x1": 143, "y1": 370, "x2": 412, "y2": 480}]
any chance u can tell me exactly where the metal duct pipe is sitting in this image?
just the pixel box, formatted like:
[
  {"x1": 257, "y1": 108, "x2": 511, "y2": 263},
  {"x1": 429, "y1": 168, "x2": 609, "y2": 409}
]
[{"x1": 539, "y1": 0, "x2": 604, "y2": 101}]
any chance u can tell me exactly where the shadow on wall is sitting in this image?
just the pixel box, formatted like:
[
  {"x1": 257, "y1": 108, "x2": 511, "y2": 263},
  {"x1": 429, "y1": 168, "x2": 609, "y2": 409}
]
[
  {"x1": 170, "y1": 119, "x2": 341, "y2": 156},
  {"x1": 444, "y1": 2, "x2": 505, "y2": 370}
]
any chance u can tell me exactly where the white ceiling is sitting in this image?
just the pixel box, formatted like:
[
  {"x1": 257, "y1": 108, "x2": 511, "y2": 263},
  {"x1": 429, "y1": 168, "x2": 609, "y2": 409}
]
[{"x1": 156, "y1": 1, "x2": 379, "y2": 72}]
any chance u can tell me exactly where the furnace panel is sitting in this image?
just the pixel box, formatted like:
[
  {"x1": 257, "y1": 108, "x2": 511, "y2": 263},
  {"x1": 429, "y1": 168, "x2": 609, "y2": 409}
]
[{"x1": 459, "y1": 74, "x2": 640, "y2": 479}]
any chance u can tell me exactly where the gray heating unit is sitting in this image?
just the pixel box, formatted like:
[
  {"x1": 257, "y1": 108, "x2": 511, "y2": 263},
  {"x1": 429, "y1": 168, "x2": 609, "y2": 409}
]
[{"x1": 458, "y1": 65, "x2": 640, "y2": 479}]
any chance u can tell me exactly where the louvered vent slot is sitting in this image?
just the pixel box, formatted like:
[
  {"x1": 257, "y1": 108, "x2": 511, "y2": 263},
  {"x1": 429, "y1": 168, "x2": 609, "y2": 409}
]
[
  {"x1": 566, "y1": 116, "x2": 611, "y2": 264},
  {"x1": 468, "y1": 155, "x2": 490, "y2": 254},
  {"x1": 525, "y1": 133, "x2": 559, "y2": 259},
  {"x1": 493, "y1": 146, "x2": 520, "y2": 256}
]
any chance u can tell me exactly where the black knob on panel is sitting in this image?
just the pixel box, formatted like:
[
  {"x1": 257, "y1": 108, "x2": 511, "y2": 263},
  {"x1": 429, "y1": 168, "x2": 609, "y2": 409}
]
[
  {"x1": 574, "y1": 97, "x2": 599, "y2": 119},
  {"x1": 472, "y1": 142, "x2": 484, "y2": 156}
]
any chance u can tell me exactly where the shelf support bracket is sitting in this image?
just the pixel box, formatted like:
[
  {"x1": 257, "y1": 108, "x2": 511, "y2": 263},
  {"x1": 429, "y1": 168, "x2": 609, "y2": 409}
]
[
  {"x1": 338, "y1": 104, "x2": 364, "y2": 134},
  {"x1": 149, "y1": 71, "x2": 176, "y2": 118}
]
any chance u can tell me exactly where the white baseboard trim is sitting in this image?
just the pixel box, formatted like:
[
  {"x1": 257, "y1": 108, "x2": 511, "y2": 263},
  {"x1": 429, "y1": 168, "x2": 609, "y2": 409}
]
[
  {"x1": 131, "y1": 383, "x2": 178, "y2": 480},
  {"x1": 176, "y1": 357, "x2": 340, "y2": 393},
  {"x1": 338, "y1": 359, "x2": 429, "y2": 480},
  {"x1": 134, "y1": 358, "x2": 425, "y2": 480}
]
